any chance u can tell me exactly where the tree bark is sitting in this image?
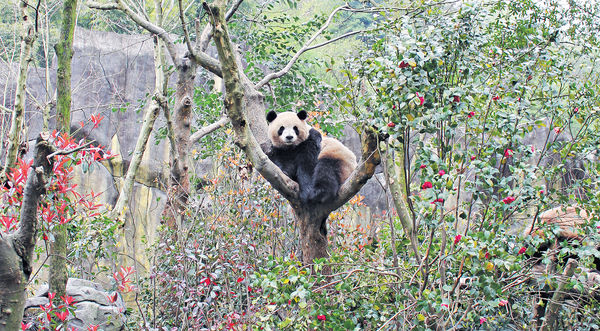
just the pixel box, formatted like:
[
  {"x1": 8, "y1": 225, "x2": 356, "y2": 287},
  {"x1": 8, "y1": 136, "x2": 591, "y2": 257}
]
[
  {"x1": 0, "y1": 135, "x2": 53, "y2": 330},
  {"x1": 48, "y1": 0, "x2": 78, "y2": 306},
  {"x1": 162, "y1": 57, "x2": 198, "y2": 228},
  {"x1": 383, "y1": 143, "x2": 420, "y2": 261},
  {"x1": 540, "y1": 259, "x2": 577, "y2": 331},
  {"x1": 295, "y1": 208, "x2": 329, "y2": 263},
  {"x1": 1, "y1": 0, "x2": 36, "y2": 181}
]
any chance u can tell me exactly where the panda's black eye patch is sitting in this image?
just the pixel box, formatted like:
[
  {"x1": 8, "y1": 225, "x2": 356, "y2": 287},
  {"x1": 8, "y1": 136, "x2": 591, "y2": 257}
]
[
  {"x1": 278, "y1": 126, "x2": 284, "y2": 136},
  {"x1": 293, "y1": 126, "x2": 299, "y2": 135}
]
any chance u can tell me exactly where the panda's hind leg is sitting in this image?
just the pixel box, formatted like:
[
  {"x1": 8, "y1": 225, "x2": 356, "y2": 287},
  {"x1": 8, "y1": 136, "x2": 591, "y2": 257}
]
[{"x1": 308, "y1": 158, "x2": 342, "y2": 204}]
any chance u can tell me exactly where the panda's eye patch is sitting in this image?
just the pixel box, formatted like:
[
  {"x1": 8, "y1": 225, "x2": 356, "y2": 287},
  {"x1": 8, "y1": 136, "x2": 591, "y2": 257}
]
[
  {"x1": 278, "y1": 126, "x2": 284, "y2": 136},
  {"x1": 293, "y1": 126, "x2": 299, "y2": 135}
]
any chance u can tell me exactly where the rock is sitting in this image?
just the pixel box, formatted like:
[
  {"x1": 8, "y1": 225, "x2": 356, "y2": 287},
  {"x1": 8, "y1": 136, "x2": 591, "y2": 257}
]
[{"x1": 24, "y1": 278, "x2": 126, "y2": 330}]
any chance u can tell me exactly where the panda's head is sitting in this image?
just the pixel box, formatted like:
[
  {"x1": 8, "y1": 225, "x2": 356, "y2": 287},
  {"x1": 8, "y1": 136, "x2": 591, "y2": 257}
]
[{"x1": 266, "y1": 110, "x2": 310, "y2": 148}]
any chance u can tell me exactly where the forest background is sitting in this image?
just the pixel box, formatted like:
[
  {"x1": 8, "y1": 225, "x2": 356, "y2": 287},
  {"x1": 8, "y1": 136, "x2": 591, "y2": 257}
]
[{"x1": 0, "y1": 0, "x2": 599, "y2": 330}]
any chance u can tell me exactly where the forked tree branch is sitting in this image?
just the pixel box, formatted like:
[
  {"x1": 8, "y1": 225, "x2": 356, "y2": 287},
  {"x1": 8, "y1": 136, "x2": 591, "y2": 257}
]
[
  {"x1": 254, "y1": 5, "x2": 356, "y2": 90},
  {"x1": 192, "y1": 0, "x2": 244, "y2": 74},
  {"x1": 190, "y1": 116, "x2": 229, "y2": 144},
  {"x1": 198, "y1": 0, "x2": 244, "y2": 52},
  {"x1": 89, "y1": 0, "x2": 178, "y2": 61},
  {"x1": 325, "y1": 128, "x2": 381, "y2": 212},
  {"x1": 87, "y1": 0, "x2": 223, "y2": 77},
  {"x1": 207, "y1": 0, "x2": 381, "y2": 208}
]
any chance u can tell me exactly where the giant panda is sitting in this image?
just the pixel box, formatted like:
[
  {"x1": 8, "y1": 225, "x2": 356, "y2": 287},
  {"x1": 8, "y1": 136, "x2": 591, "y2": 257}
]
[
  {"x1": 527, "y1": 206, "x2": 599, "y2": 270},
  {"x1": 525, "y1": 206, "x2": 600, "y2": 320},
  {"x1": 266, "y1": 110, "x2": 357, "y2": 204}
]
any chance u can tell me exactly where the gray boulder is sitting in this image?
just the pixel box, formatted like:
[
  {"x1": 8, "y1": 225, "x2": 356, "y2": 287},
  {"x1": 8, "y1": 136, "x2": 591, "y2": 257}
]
[{"x1": 24, "y1": 278, "x2": 126, "y2": 330}]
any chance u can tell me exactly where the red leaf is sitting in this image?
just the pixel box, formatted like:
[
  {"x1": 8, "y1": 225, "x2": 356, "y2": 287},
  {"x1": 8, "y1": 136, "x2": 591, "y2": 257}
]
[{"x1": 55, "y1": 310, "x2": 69, "y2": 321}]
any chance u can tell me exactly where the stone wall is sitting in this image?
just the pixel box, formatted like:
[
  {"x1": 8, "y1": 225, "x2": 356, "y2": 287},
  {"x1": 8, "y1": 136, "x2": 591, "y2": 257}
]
[{"x1": 1, "y1": 28, "x2": 174, "y2": 278}]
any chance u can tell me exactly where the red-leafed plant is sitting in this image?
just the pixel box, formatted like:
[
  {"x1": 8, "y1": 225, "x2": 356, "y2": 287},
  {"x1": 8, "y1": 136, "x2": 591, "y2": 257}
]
[{"x1": 0, "y1": 118, "x2": 120, "y2": 329}]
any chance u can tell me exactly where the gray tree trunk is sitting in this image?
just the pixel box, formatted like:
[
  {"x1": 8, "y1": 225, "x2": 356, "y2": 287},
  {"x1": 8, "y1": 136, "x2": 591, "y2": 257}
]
[
  {"x1": 0, "y1": 135, "x2": 54, "y2": 330},
  {"x1": 49, "y1": 0, "x2": 78, "y2": 307},
  {"x1": 1, "y1": 0, "x2": 36, "y2": 181}
]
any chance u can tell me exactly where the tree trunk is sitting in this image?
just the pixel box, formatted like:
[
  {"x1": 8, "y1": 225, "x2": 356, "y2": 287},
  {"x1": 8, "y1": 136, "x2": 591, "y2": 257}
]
[
  {"x1": 0, "y1": 135, "x2": 53, "y2": 330},
  {"x1": 0, "y1": 238, "x2": 28, "y2": 330},
  {"x1": 295, "y1": 208, "x2": 329, "y2": 264},
  {"x1": 384, "y1": 143, "x2": 420, "y2": 261},
  {"x1": 48, "y1": 0, "x2": 78, "y2": 305},
  {"x1": 540, "y1": 259, "x2": 577, "y2": 331},
  {"x1": 162, "y1": 57, "x2": 197, "y2": 228},
  {"x1": 1, "y1": 0, "x2": 36, "y2": 181},
  {"x1": 54, "y1": 0, "x2": 77, "y2": 132}
]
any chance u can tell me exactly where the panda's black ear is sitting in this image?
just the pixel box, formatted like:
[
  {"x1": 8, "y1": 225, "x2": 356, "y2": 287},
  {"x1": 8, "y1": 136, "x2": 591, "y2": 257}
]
[
  {"x1": 297, "y1": 110, "x2": 308, "y2": 120},
  {"x1": 266, "y1": 111, "x2": 278, "y2": 123}
]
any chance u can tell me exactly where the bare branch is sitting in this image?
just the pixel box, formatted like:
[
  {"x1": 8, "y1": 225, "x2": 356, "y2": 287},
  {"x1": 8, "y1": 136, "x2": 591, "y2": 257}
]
[
  {"x1": 254, "y1": 5, "x2": 352, "y2": 90},
  {"x1": 88, "y1": 0, "x2": 179, "y2": 62},
  {"x1": 89, "y1": 0, "x2": 222, "y2": 77},
  {"x1": 255, "y1": 28, "x2": 369, "y2": 91},
  {"x1": 0, "y1": 104, "x2": 11, "y2": 113},
  {"x1": 177, "y1": 0, "x2": 193, "y2": 55},
  {"x1": 225, "y1": 0, "x2": 244, "y2": 21},
  {"x1": 190, "y1": 116, "x2": 229, "y2": 144},
  {"x1": 303, "y1": 29, "x2": 365, "y2": 53},
  {"x1": 251, "y1": 3, "x2": 418, "y2": 90},
  {"x1": 46, "y1": 140, "x2": 95, "y2": 159},
  {"x1": 87, "y1": 1, "x2": 118, "y2": 10},
  {"x1": 189, "y1": 50, "x2": 223, "y2": 77},
  {"x1": 117, "y1": 0, "x2": 179, "y2": 60}
]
